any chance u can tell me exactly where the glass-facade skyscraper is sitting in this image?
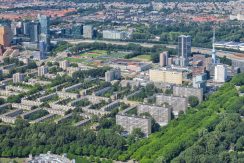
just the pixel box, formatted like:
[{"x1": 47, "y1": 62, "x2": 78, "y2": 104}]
[
  {"x1": 38, "y1": 15, "x2": 50, "y2": 35},
  {"x1": 39, "y1": 40, "x2": 47, "y2": 60},
  {"x1": 178, "y1": 35, "x2": 191, "y2": 67}
]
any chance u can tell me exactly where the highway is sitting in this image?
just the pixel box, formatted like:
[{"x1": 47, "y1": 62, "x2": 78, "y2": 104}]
[{"x1": 53, "y1": 39, "x2": 244, "y2": 61}]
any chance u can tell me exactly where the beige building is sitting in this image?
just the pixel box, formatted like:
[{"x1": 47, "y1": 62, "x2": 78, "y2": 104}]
[
  {"x1": 149, "y1": 69, "x2": 183, "y2": 85},
  {"x1": 159, "y1": 51, "x2": 168, "y2": 67},
  {"x1": 59, "y1": 60, "x2": 70, "y2": 70},
  {"x1": 0, "y1": 25, "x2": 13, "y2": 47}
]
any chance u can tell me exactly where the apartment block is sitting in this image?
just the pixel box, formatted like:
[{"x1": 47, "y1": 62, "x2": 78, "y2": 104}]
[
  {"x1": 156, "y1": 94, "x2": 187, "y2": 116},
  {"x1": 173, "y1": 86, "x2": 203, "y2": 102},
  {"x1": 116, "y1": 114, "x2": 151, "y2": 137},
  {"x1": 137, "y1": 104, "x2": 171, "y2": 126}
]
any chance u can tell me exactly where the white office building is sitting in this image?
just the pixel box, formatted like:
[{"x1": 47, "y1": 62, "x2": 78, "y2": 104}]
[
  {"x1": 102, "y1": 30, "x2": 129, "y2": 40},
  {"x1": 214, "y1": 64, "x2": 227, "y2": 83}
]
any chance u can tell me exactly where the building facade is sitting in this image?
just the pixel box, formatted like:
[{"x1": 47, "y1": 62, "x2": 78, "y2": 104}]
[
  {"x1": 159, "y1": 51, "x2": 168, "y2": 67},
  {"x1": 83, "y1": 25, "x2": 93, "y2": 39},
  {"x1": 0, "y1": 25, "x2": 13, "y2": 47},
  {"x1": 38, "y1": 66, "x2": 48, "y2": 77},
  {"x1": 60, "y1": 60, "x2": 70, "y2": 70},
  {"x1": 156, "y1": 94, "x2": 188, "y2": 116},
  {"x1": 102, "y1": 30, "x2": 129, "y2": 40},
  {"x1": 173, "y1": 86, "x2": 203, "y2": 102},
  {"x1": 149, "y1": 69, "x2": 183, "y2": 85},
  {"x1": 13, "y1": 73, "x2": 24, "y2": 83},
  {"x1": 105, "y1": 68, "x2": 121, "y2": 82},
  {"x1": 137, "y1": 104, "x2": 171, "y2": 126},
  {"x1": 116, "y1": 114, "x2": 151, "y2": 137},
  {"x1": 214, "y1": 64, "x2": 227, "y2": 83},
  {"x1": 178, "y1": 35, "x2": 191, "y2": 67}
]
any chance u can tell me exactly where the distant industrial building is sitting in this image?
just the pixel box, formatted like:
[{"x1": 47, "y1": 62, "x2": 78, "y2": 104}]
[
  {"x1": 214, "y1": 64, "x2": 227, "y2": 83},
  {"x1": 102, "y1": 30, "x2": 129, "y2": 40},
  {"x1": 0, "y1": 25, "x2": 13, "y2": 47},
  {"x1": 38, "y1": 66, "x2": 48, "y2": 77},
  {"x1": 173, "y1": 86, "x2": 203, "y2": 102},
  {"x1": 13, "y1": 73, "x2": 24, "y2": 83},
  {"x1": 178, "y1": 35, "x2": 191, "y2": 67},
  {"x1": 159, "y1": 51, "x2": 168, "y2": 67},
  {"x1": 105, "y1": 68, "x2": 121, "y2": 82},
  {"x1": 149, "y1": 69, "x2": 183, "y2": 85},
  {"x1": 116, "y1": 114, "x2": 151, "y2": 137}
]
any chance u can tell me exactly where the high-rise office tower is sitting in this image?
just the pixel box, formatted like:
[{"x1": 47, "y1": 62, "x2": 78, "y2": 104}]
[
  {"x1": 29, "y1": 22, "x2": 40, "y2": 42},
  {"x1": 0, "y1": 25, "x2": 13, "y2": 47},
  {"x1": 178, "y1": 35, "x2": 191, "y2": 67},
  {"x1": 38, "y1": 15, "x2": 50, "y2": 35},
  {"x1": 22, "y1": 21, "x2": 30, "y2": 36},
  {"x1": 212, "y1": 28, "x2": 216, "y2": 64},
  {"x1": 72, "y1": 25, "x2": 83, "y2": 38},
  {"x1": 39, "y1": 40, "x2": 47, "y2": 60},
  {"x1": 38, "y1": 15, "x2": 50, "y2": 51},
  {"x1": 83, "y1": 25, "x2": 94, "y2": 39},
  {"x1": 159, "y1": 51, "x2": 168, "y2": 67}
]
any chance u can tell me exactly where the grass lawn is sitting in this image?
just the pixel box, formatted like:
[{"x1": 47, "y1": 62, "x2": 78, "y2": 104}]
[
  {"x1": 131, "y1": 54, "x2": 151, "y2": 62},
  {"x1": 65, "y1": 57, "x2": 86, "y2": 63},
  {"x1": 80, "y1": 50, "x2": 107, "y2": 58},
  {"x1": 0, "y1": 158, "x2": 26, "y2": 163}
]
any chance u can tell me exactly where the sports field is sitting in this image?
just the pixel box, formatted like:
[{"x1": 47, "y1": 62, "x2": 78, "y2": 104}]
[
  {"x1": 131, "y1": 54, "x2": 151, "y2": 62},
  {"x1": 0, "y1": 158, "x2": 25, "y2": 163},
  {"x1": 64, "y1": 50, "x2": 131, "y2": 66}
]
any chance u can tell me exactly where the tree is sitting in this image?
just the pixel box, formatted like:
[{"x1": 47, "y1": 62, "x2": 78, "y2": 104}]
[
  {"x1": 188, "y1": 96, "x2": 199, "y2": 107},
  {"x1": 131, "y1": 128, "x2": 144, "y2": 139}
]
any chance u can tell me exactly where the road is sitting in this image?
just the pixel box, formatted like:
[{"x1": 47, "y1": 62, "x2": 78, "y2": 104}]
[{"x1": 53, "y1": 39, "x2": 244, "y2": 61}]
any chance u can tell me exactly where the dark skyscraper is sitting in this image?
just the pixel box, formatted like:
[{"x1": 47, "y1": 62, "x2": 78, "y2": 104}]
[
  {"x1": 72, "y1": 25, "x2": 83, "y2": 39},
  {"x1": 29, "y1": 22, "x2": 40, "y2": 43},
  {"x1": 178, "y1": 35, "x2": 191, "y2": 67},
  {"x1": 39, "y1": 40, "x2": 47, "y2": 60}
]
